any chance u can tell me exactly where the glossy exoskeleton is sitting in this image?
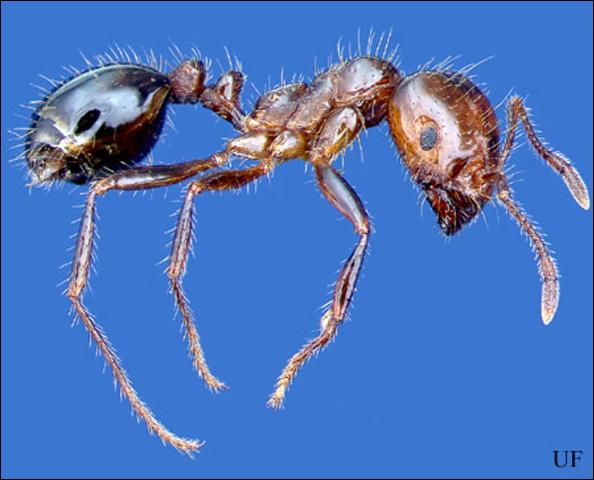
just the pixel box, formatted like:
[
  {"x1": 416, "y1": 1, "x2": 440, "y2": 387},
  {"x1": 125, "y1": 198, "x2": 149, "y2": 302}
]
[{"x1": 24, "y1": 44, "x2": 590, "y2": 454}]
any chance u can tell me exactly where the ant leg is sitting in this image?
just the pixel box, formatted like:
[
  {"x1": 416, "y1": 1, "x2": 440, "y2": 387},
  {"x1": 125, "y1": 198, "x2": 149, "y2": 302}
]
[
  {"x1": 500, "y1": 96, "x2": 590, "y2": 209},
  {"x1": 268, "y1": 165, "x2": 370, "y2": 409},
  {"x1": 67, "y1": 154, "x2": 224, "y2": 455},
  {"x1": 167, "y1": 161, "x2": 275, "y2": 390}
]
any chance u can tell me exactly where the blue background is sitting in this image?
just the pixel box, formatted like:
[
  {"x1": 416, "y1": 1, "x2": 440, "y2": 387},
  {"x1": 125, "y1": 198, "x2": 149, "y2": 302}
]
[{"x1": 2, "y1": 2, "x2": 592, "y2": 478}]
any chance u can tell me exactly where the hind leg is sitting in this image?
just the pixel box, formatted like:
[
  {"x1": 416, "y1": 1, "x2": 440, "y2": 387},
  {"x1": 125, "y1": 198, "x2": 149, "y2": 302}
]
[{"x1": 67, "y1": 155, "x2": 223, "y2": 454}]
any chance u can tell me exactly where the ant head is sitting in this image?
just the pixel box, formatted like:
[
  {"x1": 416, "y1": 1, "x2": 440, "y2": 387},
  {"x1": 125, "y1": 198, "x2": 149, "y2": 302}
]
[
  {"x1": 26, "y1": 64, "x2": 171, "y2": 185},
  {"x1": 388, "y1": 71, "x2": 500, "y2": 235}
]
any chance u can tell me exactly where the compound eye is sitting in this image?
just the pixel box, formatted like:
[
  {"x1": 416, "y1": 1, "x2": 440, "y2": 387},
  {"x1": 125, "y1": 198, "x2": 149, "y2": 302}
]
[
  {"x1": 420, "y1": 126, "x2": 437, "y2": 151},
  {"x1": 74, "y1": 109, "x2": 101, "y2": 135}
]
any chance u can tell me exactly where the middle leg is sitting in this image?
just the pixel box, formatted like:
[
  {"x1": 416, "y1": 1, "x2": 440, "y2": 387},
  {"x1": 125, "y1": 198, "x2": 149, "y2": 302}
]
[
  {"x1": 167, "y1": 161, "x2": 275, "y2": 390},
  {"x1": 67, "y1": 154, "x2": 226, "y2": 454}
]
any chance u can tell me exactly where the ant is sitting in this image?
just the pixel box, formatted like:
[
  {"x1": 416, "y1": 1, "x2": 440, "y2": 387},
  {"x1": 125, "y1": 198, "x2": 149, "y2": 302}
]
[{"x1": 21, "y1": 39, "x2": 590, "y2": 455}]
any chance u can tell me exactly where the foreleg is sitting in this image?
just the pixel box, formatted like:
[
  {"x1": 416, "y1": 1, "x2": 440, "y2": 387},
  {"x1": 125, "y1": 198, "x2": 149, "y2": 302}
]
[{"x1": 268, "y1": 165, "x2": 370, "y2": 409}]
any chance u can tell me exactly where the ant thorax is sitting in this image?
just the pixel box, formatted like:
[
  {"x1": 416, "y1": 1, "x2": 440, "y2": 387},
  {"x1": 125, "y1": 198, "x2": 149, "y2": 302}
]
[{"x1": 234, "y1": 56, "x2": 401, "y2": 163}]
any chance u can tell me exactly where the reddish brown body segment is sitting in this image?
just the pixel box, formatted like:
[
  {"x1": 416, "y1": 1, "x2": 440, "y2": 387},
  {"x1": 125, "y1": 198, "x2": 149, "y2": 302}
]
[
  {"x1": 24, "y1": 45, "x2": 590, "y2": 455},
  {"x1": 389, "y1": 72, "x2": 500, "y2": 234},
  {"x1": 231, "y1": 56, "x2": 401, "y2": 164}
]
